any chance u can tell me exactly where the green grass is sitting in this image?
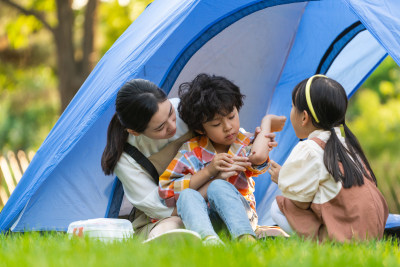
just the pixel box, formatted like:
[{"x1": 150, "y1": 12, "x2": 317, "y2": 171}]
[{"x1": 0, "y1": 233, "x2": 399, "y2": 267}]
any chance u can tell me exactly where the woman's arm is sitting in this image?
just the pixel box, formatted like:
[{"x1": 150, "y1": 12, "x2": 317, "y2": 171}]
[
  {"x1": 149, "y1": 131, "x2": 194, "y2": 175},
  {"x1": 115, "y1": 153, "x2": 175, "y2": 219}
]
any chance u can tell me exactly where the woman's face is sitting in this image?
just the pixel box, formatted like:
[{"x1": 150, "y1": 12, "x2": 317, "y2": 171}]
[{"x1": 141, "y1": 99, "x2": 177, "y2": 140}]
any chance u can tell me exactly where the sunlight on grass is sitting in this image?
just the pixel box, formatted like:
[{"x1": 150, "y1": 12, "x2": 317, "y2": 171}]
[{"x1": 0, "y1": 233, "x2": 399, "y2": 267}]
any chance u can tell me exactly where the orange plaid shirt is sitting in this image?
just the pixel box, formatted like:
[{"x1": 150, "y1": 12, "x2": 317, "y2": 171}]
[{"x1": 158, "y1": 129, "x2": 269, "y2": 213}]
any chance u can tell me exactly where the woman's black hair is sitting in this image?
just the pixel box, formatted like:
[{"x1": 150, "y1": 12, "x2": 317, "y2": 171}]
[
  {"x1": 292, "y1": 76, "x2": 377, "y2": 188},
  {"x1": 178, "y1": 73, "x2": 245, "y2": 133},
  {"x1": 101, "y1": 79, "x2": 167, "y2": 175}
]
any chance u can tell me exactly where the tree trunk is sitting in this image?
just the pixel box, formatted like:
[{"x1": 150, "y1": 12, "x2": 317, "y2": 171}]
[
  {"x1": 55, "y1": 0, "x2": 80, "y2": 111},
  {"x1": 2, "y1": 0, "x2": 98, "y2": 112}
]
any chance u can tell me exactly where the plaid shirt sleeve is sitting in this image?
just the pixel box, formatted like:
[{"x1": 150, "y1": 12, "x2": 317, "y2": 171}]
[{"x1": 158, "y1": 142, "x2": 200, "y2": 207}]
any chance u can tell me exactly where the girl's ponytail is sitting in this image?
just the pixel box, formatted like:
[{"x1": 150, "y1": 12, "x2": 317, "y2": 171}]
[
  {"x1": 342, "y1": 122, "x2": 377, "y2": 185},
  {"x1": 101, "y1": 113, "x2": 128, "y2": 175},
  {"x1": 324, "y1": 126, "x2": 363, "y2": 188}
]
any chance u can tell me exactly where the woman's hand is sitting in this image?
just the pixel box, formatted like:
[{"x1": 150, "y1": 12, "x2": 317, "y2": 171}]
[
  {"x1": 265, "y1": 132, "x2": 277, "y2": 151},
  {"x1": 248, "y1": 128, "x2": 277, "y2": 151},
  {"x1": 268, "y1": 160, "x2": 281, "y2": 184}
]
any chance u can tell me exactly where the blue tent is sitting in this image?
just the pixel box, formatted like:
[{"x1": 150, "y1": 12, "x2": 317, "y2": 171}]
[{"x1": 1, "y1": 0, "x2": 400, "y2": 232}]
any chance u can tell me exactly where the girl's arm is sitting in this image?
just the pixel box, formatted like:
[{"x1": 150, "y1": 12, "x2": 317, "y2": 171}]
[
  {"x1": 272, "y1": 142, "x2": 320, "y2": 210},
  {"x1": 269, "y1": 160, "x2": 312, "y2": 210},
  {"x1": 249, "y1": 115, "x2": 286, "y2": 165}
]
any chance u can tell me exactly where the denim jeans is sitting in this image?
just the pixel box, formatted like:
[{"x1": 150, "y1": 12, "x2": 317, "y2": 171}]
[{"x1": 177, "y1": 179, "x2": 256, "y2": 239}]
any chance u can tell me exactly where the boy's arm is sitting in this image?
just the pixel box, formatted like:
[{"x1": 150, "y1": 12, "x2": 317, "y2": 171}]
[
  {"x1": 188, "y1": 165, "x2": 215, "y2": 190},
  {"x1": 248, "y1": 115, "x2": 286, "y2": 165},
  {"x1": 188, "y1": 152, "x2": 243, "y2": 190}
]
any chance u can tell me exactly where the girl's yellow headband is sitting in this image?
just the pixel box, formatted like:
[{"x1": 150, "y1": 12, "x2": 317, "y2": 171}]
[{"x1": 305, "y1": 74, "x2": 327, "y2": 123}]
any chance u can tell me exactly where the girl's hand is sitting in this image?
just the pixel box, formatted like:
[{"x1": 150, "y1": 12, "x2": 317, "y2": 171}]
[{"x1": 268, "y1": 160, "x2": 281, "y2": 184}]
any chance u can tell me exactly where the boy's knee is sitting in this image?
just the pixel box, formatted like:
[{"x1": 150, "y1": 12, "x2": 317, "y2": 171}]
[
  {"x1": 177, "y1": 188, "x2": 202, "y2": 205},
  {"x1": 208, "y1": 179, "x2": 234, "y2": 198}
]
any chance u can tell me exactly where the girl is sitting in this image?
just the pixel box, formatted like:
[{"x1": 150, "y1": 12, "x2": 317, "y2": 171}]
[{"x1": 269, "y1": 75, "x2": 388, "y2": 242}]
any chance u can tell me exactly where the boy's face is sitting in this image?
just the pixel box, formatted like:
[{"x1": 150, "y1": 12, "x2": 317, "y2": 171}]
[{"x1": 201, "y1": 107, "x2": 240, "y2": 151}]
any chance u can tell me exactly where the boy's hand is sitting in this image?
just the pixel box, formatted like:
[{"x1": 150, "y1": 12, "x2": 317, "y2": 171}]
[
  {"x1": 214, "y1": 169, "x2": 238, "y2": 180},
  {"x1": 214, "y1": 158, "x2": 250, "y2": 180},
  {"x1": 268, "y1": 160, "x2": 281, "y2": 184},
  {"x1": 208, "y1": 153, "x2": 248, "y2": 176},
  {"x1": 263, "y1": 115, "x2": 286, "y2": 132}
]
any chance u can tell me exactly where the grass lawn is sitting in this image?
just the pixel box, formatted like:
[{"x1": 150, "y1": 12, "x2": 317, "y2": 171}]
[{"x1": 0, "y1": 232, "x2": 399, "y2": 267}]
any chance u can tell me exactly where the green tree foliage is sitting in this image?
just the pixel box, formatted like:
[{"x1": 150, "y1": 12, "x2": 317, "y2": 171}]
[
  {"x1": 348, "y1": 56, "x2": 400, "y2": 159},
  {"x1": 0, "y1": 0, "x2": 151, "y2": 152},
  {"x1": 0, "y1": 64, "x2": 58, "y2": 152}
]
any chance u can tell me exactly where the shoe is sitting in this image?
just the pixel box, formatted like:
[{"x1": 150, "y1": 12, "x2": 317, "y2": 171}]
[
  {"x1": 255, "y1": 226, "x2": 290, "y2": 239},
  {"x1": 202, "y1": 235, "x2": 225, "y2": 246},
  {"x1": 238, "y1": 234, "x2": 257, "y2": 243},
  {"x1": 143, "y1": 229, "x2": 202, "y2": 244}
]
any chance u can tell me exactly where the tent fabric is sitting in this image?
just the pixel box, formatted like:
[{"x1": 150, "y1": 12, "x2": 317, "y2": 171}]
[
  {"x1": 0, "y1": 0, "x2": 399, "y2": 232},
  {"x1": 342, "y1": 0, "x2": 400, "y2": 67}
]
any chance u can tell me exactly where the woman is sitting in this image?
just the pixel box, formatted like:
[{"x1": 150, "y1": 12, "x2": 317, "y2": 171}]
[{"x1": 101, "y1": 79, "x2": 194, "y2": 240}]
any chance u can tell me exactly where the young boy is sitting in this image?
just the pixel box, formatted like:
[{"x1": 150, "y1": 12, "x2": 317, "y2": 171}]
[{"x1": 158, "y1": 73, "x2": 286, "y2": 244}]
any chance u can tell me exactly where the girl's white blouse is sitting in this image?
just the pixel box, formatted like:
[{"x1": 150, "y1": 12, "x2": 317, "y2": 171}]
[{"x1": 278, "y1": 128, "x2": 344, "y2": 205}]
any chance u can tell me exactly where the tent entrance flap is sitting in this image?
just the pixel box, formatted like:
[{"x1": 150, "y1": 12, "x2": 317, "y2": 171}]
[{"x1": 167, "y1": 3, "x2": 306, "y2": 131}]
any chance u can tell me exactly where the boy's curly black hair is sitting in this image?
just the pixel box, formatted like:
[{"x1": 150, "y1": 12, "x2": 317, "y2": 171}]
[{"x1": 178, "y1": 73, "x2": 245, "y2": 133}]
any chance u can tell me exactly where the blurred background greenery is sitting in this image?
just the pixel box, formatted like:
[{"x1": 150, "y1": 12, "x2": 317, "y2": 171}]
[
  {"x1": 0, "y1": 0, "x2": 152, "y2": 152},
  {"x1": 0, "y1": 0, "x2": 399, "y2": 212},
  {"x1": 347, "y1": 57, "x2": 400, "y2": 213}
]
